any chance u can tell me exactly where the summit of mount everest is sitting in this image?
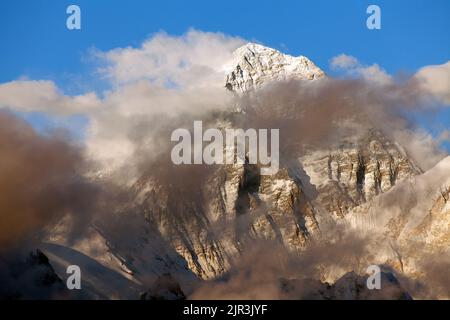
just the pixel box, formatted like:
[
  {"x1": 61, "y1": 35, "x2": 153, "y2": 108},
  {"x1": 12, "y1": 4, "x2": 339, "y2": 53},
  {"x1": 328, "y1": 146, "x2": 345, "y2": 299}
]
[
  {"x1": 4, "y1": 42, "x2": 448, "y2": 300},
  {"x1": 225, "y1": 43, "x2": 325, "y2": 92}
]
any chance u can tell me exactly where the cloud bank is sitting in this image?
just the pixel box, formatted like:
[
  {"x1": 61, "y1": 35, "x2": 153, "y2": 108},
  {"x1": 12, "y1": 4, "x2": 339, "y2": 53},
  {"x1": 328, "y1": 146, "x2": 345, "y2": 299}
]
[{"x1": 0, "y1": 111, "x2": 97, "y2": 250}]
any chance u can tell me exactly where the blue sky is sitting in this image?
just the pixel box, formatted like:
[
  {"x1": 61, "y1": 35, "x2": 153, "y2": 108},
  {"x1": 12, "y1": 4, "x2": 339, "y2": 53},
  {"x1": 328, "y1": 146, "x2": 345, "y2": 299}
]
[{"x1": 0, "y1": 0, "x2": 449, "y2": 148}]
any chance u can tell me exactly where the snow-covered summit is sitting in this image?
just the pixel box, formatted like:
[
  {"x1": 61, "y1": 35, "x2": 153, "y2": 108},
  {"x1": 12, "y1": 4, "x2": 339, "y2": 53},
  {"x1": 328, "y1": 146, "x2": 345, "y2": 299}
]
[{"x1": 224, "y1": 42, "x2": 324, "y2": 92}]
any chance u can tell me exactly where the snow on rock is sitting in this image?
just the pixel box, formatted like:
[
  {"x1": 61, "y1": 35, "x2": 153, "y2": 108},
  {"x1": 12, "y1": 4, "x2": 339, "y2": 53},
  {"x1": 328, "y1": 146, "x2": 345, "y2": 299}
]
[{"x1": 224, "y1": 43, "x2": 324, "y2": 93}]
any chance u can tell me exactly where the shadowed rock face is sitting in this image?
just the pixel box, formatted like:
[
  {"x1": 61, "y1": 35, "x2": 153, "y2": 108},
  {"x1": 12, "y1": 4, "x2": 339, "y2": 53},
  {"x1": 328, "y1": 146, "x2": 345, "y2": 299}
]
[
  {"x1": 140, "y1": 273, "x2": 186, "y2": 300},
  {"x1": 280, "y1": 270, "x2": 412, "y2": 300},
  {"x1": 0, "y1": 249, "x2": 66, "y2": 300}
]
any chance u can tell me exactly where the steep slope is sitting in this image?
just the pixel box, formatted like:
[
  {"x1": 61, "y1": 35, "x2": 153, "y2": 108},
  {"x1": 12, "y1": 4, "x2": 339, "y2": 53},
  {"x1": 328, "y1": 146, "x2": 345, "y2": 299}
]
[
  {"x1": 0, "y1": 249, "x2": 67, "y2": 299},
  {"x1": 341, "y1": 156, "x2": 450, "y2": 298},
  {"x1": 131, "y1": 158, "x2": 320, "y2": 280},
  {"x1": 344, "y1": 156, "x2": 450, "y2": 242},
  {"x1": 45, "y1": 213, "x2": 201, "y2": 297},
  {"x1": 301, "y1": 129, "x2": 421, "y2": 218}
]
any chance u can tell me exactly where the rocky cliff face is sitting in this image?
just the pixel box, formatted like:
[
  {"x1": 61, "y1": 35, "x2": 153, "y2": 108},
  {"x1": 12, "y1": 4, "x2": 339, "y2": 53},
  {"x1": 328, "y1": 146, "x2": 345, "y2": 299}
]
[
  {"x1": 344, "y1": 156, "x2": 450, "y2": 243},
  {"x1": 130, "y1": 159, "x2": 320, "y2": 280},
  {"x1": 140, "y1": 273, "x2": 186, "y2": 300},
  {"x1": 301, "y1": 129, "x2": 422, "y2": 218}
]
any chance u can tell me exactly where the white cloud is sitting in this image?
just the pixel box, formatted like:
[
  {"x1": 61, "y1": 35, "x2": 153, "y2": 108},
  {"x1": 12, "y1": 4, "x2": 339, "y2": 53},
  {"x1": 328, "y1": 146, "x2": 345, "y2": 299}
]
[
  {"x1": 85, "y1": 80, "x2": 234, "y2": 173},
  {"x1": 0, "y1": 31, "x2": 245, "y2": 177},
  {"x1": 0, "y1": 80, "x2": 101, "y2": 115},
  {"x1": 414, "y1": 61, "x2": 450, "y2": 104},
  {"x1": 331, "y1": 55, "x2": 450, "y2": 100},
  {"x1": 82, "y1": 30, "x2": 245, "y2": 174},
  {"x1": 329, "y1": 54, "x2": 392, "y2": 85},
  {"x1": 97, "y1": 29, "x2": 245, "y2": 89},
  {"x1": 330, "y1": 54, "x2": 359, "y2": 70},
  {"x1": 393, "y1": 128, "x2": 448, "y2": 171},
  {"x1": 356, "y1": 64, "x2": 392, "y2": 86}
]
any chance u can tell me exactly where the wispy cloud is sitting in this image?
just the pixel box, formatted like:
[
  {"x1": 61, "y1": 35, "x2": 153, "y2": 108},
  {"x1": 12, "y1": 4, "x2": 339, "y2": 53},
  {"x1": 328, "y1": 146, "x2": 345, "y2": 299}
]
[{"x1": 330, "y1": 53, "x2": 392, "y2": 85}]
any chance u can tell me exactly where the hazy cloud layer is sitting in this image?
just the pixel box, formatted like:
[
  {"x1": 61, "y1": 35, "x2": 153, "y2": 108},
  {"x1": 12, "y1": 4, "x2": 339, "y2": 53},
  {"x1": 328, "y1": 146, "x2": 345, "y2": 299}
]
[
  {"x1": 190, "y1": 231, "x2": 373, "y2": 299},
  {"x1": 0, "y1": 111, "x2": 97, "y2": 250}
]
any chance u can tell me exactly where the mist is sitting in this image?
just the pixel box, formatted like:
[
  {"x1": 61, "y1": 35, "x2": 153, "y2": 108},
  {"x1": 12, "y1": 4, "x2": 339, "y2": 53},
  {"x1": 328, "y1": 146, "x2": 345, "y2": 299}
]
[{"x1": 0, "y1": 110, "x2": 98, "y2": 251}]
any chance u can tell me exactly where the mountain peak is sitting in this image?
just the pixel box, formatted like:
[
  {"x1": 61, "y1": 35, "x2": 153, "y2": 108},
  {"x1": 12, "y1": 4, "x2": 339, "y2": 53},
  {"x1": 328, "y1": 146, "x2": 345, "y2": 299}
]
[
  {"x1": 234, "y1": 42, "x2": 275, "y2": 55},
  {"x1": 225, "y1": 43, "x2": 325, "y2": 92}
]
